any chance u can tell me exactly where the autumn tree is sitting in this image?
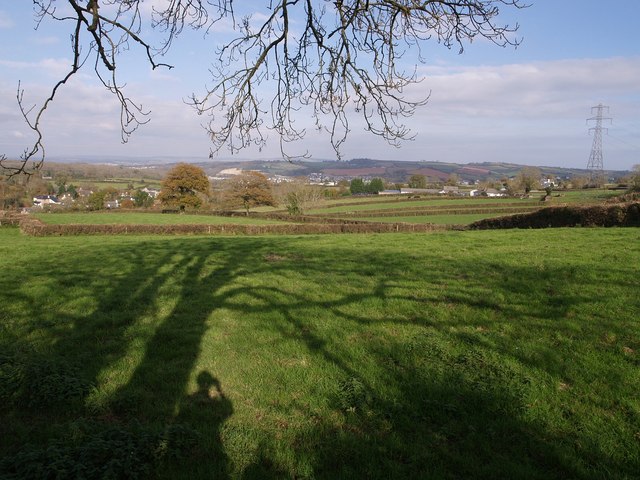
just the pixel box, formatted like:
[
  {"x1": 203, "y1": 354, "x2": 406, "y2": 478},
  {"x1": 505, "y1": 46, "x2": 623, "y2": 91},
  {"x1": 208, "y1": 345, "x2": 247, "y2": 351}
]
[
  {"x1": 516, "y1": 167, "x2": 541, "y2": 194},
  {"x1": 86, "y1": 190, "x2": 106, "y2": 211},
  {"x1": 445, "y1": 173, "x2": 460, "y2": 186},
  {"x1": 223, "y1": 172, "x2": 275, "y2": 215},
  {"x1": 158, "y1": 163, "x2": 210, "y2": 211},
  {"x1": 0, "y1": 176, "x2": 27, "y2": 209},
  {"x1": 278, "y1": 180, "x2": 325, "y2": 215},
  {"x1": 630, "y1": 165, "x2": 640, "y2": 192},
  {"x1": 2, "y1": 1, "x2": 525, "y2": 177},
  {"x1": 570, "y1": 176, "x2": 589, "y2": 190},
  {"x1": 408, "y1": 174, "x2": 427, "y2": 189}
]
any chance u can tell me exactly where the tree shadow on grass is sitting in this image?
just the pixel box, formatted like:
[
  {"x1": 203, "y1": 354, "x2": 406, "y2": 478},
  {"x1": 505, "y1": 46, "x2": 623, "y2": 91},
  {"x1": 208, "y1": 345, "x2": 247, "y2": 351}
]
[
  {"x1": 0, "y1": 233, "x2": 638, "y2": 479},
  {"x1": 220, "y1": 242, "x2": 639, "y2": 479},
  {"x1": 0, "y1": 238, "x2": 244, "y2": 478}
]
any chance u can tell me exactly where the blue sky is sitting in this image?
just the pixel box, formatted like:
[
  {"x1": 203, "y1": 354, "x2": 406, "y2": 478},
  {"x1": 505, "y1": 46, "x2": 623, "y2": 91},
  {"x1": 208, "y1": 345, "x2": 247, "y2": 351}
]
[{"x1": 0, "y1": 0, "x2": 639, "y2": 170}]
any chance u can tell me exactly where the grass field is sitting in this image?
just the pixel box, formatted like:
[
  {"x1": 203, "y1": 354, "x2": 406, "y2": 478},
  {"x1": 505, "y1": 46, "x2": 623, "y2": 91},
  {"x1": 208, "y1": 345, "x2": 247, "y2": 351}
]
[
  {"x1": 316, "y1": 188, "x2": 618, "y2": 210},
  {"x1": 353, "y1": 213, "x2": 507, "y2": 225},
  {"x1": 1, "y1": 227, "x2": 639, "y2": 479},
  {"x1": 551, "y1": 189, "x2": 622, "y2": 203},
  {"x1": 308, "y1": 197, "x2": 530, "y2": 214},
  {"x1": 79, "y1": 179, "x2": 163, "y2": 190},
  {"x1": 33, "y1": 212, "x2": 290, "y2": 225},
  {"x1": 303, "y1": 189, "x2": 624, "y2": 225}
]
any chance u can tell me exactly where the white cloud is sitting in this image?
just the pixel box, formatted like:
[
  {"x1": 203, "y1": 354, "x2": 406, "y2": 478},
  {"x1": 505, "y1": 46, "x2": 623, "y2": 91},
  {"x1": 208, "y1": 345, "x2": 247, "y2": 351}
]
[
  {"x1": 31, "y1": 36, "x2": 61, "y2": 46},
  {"x1": 1, "y1": 54, "x2": 638, "y2": 170},
  {"x1": 416, "y1": 57, "x2": 640, "y2": 118},
  {"x1": 0, "y1": 10, "x2": 13, "y2": 29},
  {"x1": 0, "y1": 58, "x2": 74, "y2": 79}
]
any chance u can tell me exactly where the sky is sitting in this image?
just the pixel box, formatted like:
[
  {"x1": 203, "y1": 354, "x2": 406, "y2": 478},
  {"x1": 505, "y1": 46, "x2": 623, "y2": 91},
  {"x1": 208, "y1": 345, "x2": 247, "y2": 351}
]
[{"x1": 0, "y1": 0, "x2": 639, "y2": 170}]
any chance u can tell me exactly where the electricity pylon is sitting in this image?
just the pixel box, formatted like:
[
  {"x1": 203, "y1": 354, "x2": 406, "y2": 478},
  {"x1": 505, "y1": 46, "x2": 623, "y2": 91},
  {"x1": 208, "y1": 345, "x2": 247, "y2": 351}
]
[{"x1": 586, "y1": 104, "x2": 612, "y2": 186}]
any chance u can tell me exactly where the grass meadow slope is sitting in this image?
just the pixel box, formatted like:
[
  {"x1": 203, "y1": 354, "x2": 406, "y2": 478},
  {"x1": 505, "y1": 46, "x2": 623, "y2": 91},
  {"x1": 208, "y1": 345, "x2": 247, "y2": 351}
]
[{"x1": 0, "y1": 227, "x2": 639, "y2": 479}]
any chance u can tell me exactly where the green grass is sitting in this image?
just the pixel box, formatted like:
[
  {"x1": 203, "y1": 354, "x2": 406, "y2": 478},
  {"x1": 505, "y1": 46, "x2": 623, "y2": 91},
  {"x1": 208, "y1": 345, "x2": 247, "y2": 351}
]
[
  {"x1": 77, "y1": 181, "x2": 162, "y2": 191},
  {"x1": 314, "y1": 189, "x2": 624, "y2": 214},
  {"x1": 0, "y1": 227, "x2": 639, "y2": 479},
  {"x1": 33, "y1": 212, "x2": 289, "y2": 225},
  {"x1": 354, "y1": 213, "x2": 510, "y2": 225},
  {"x1": 547, "y1": 189, "x2": 621, "y2": 204},
  {"x1": 309, "y1": 197, "x2": 528, "y2": 214}
]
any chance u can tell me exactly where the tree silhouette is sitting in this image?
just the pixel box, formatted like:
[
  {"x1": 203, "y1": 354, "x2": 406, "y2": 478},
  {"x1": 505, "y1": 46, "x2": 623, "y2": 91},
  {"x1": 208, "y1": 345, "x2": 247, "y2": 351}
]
[{"x1": 1, "y1": 1, "x2": 525, "y2": 177}]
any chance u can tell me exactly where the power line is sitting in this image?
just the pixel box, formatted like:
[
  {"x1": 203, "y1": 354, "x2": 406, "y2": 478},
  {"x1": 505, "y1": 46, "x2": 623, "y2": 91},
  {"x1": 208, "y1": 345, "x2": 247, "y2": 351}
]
[{"x1": 586, "y1": 104, "x2": 612, "y2": 185}]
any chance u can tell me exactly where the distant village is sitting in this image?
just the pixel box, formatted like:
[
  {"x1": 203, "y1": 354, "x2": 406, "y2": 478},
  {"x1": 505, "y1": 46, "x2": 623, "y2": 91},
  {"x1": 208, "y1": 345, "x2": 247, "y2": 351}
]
[{"x1": 26, "y1": 163, "x2": 574, "y2": 211}]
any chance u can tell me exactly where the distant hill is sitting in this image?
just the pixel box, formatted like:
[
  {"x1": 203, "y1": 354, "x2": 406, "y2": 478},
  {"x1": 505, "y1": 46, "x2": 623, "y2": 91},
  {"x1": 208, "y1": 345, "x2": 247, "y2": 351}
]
[
  {"x1": 41, "y1": 156, "x2": 631, "y2": 183},
  {"x1": 199, "y1": 158, "x2": 630, "y2": 183}
]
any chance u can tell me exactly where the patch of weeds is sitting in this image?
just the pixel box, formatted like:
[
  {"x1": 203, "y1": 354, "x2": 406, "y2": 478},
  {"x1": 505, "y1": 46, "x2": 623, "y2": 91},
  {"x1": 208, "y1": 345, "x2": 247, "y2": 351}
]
[
  {"x1": 0, "y1": 421, "x2": 201, "y2": 480},
  {"x1": 263, "y1": 252, "x2": 304, "y2": 263},
  {"x1": 0, "y1": 352, "x2": 91, "y2": 409},
  {"x1": 336, "y1": 376, "x2": 372, "y2": 413}
]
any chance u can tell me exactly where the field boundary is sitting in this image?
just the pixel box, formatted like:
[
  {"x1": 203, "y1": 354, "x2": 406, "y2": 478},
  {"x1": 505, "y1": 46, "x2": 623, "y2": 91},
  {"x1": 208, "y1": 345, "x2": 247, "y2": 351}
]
[
  {"x1": 0, "y1": 211, "x2": 23, "y2": 227},
  {"x1": 469, "y1": 201, "x2": 640, "y2": 229},
  {"x1": 317, "y1": 195, "x2": 538, "y2": 209},
  {"x1": 314, "y1": 206, "x2": 545, "y2": 218},
  {"x1": 19, "y1": 217, "x2": 453, "y2": 236}
]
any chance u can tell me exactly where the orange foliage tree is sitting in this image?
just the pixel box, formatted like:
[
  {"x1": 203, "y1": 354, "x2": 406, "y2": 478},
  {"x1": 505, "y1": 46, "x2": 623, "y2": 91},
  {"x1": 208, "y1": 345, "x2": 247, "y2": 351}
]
[
  {"x1": 158, "y1": 163, "x2": 210, "y2": 210},
  {"x1": 223, "y1": 172, "x2": 276, "y2": 215}
]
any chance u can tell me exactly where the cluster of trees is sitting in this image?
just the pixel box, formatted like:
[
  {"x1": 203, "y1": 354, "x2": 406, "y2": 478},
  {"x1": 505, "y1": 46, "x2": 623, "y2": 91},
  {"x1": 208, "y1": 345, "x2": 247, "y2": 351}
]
[
  {"x1": 350, "y1": 178, "x2": 385, "y2": 195},
  {"x1": 158, "y1": 163, "x2": 276, "y2": 214},
  {"x1": 407, "y1": 173, "x2": 459, "y2": 189},
  {"x1": 57, "y1": 184, "x2": 79, "y2": 199}
]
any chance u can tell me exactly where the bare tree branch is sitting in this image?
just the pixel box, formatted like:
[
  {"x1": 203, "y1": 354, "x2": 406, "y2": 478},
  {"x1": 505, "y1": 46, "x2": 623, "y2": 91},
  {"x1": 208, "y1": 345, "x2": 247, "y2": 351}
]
[
  {"x1": 190, "y1": 0, "x2": 526, "y2": 160},
  {"x1": 2, "y1": 0, "x2": 526, "y2": 176}
]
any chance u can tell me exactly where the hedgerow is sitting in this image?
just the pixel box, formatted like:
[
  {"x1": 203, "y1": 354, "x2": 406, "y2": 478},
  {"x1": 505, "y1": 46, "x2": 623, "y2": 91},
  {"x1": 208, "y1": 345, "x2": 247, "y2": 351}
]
[
  {"x1": 320, "y1": 206, "x2": 542, "y2": 218},
  {"x1": 19, "y1": 217, "x2": 449, "y2": 236},
  {"x1": 0, "y1": 211, "x2": 22, "y2": 227},
  {"x1": 469, "y1": 202, "x2": 640, "y2": 229}
]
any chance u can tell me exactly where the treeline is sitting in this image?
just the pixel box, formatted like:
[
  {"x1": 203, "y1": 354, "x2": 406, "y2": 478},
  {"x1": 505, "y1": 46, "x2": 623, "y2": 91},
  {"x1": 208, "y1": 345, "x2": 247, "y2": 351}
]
[{"x1": 349, "y1": 178, "x2": 385, "y2": 194}]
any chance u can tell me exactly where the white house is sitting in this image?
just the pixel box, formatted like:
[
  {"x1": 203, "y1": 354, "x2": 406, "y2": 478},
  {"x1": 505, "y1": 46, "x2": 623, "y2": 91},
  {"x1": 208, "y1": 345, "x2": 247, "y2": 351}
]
[
  {"x1": 33, "y1": 195, "x2": 61, "y2": 207},
  {"x1": 141, "y1": 187, "x2": 160, "y2": 198}
]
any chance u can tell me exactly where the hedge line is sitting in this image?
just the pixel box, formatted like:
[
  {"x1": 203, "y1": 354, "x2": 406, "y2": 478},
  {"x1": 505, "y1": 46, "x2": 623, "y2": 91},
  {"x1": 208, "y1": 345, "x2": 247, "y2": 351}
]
[
  {"x1": 606, "y1": 192, "x2": 640, "y2": 204},
  {"x1": 0, "y1": 218, "x2": 20, "y2": 227},
  {"x1": 469, "y1": 202, "x2": 640, "y2": 229},
  {"x1": 319, "y1": 195, "x2": 526, "y2": 209},
  {"x1": 319, "y1": 201, "x2": 542, "y2": 215},
  {"x1": 320, "y1": 206, "x2": 543, "y2": 218},
  {"x1": 19, "y1": 217, "x2": 449, "y2": 236},
  {"x1": 258, "y1": 213, "x2": 373, "y2": 224},
  {"x1": 0, "y1": 211, "x2": 22, "y2": 227}
]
